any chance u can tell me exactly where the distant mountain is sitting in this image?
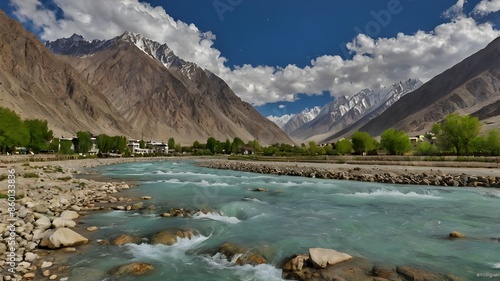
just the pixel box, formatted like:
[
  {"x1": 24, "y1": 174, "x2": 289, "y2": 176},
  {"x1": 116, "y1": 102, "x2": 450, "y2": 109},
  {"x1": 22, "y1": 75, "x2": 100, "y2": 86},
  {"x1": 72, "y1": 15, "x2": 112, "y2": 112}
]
[
  {"x1": 0, "y1": 10, "x2": 134, "y2": 138},
  {"x1": 282, "y1": 106, "x2": 322, "y2": 134},
  {"x1": 357, "y1": 36, "x2": 500, "y2": 138},
  {"x1": 267, "y1": 114, "x2": 294, "y2": 128},
  {"x1": 46, "y1": 32, "x2": 294, "y2": 145},
  {"x1": 290, "y1": 79, "x2": 422, "y2": 141}
]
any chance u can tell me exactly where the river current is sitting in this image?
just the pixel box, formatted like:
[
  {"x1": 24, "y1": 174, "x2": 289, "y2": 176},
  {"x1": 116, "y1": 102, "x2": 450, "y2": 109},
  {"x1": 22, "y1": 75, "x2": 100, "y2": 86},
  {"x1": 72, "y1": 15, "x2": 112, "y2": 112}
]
[{"x1": 68, "y1": 161, "x2": 500, "y2": 280}]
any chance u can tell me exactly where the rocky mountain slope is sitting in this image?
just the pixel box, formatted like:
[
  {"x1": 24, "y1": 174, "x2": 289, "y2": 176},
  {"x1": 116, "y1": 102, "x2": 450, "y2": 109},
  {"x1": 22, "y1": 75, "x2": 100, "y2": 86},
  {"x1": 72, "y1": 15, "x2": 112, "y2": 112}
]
[
  {"x1": 290, "y1": 79, "x2": 422, "y2": 141},
  {"x1": 0, "y1": 10, "x2": 133, "y2": 138},
  {"x1": 357, "y1": 36, "x2": 500, "y2": 138},
  {"x1": 281, "y1": 107, "x2": 322, "y2": 135},
  {"x1": 47, "y1": 32, "x2": 293, "y2": 145}
]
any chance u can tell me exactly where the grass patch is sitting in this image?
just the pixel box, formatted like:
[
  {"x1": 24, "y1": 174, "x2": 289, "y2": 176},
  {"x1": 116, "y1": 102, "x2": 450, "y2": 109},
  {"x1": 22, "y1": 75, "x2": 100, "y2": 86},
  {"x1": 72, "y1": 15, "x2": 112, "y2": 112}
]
[
  {"x1": 57, "y1": 176, "x2": 72, "y2": 181},
  {"x1": 21, "y1": 163, "x2": 30, "y2": 167},
  {"x1": 0, "y1": 192, "x2": 25, "y2": 200},
  {"x1": 0, "y1": 174, "x2": 7, "y2": 181},
  {"x1": 23, "y1": 172, "x2": 39, "y2": 178}
]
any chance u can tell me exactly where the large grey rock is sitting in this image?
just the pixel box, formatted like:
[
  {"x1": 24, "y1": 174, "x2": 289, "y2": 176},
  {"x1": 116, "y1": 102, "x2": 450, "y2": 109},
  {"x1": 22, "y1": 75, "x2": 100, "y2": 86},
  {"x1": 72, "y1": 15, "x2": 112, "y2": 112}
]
[
  {"x1": 34, "y1": 216, "x2": 51, "y2": 230},
  {"x1": 308, "y1": 248, "x2": 353, "y2": 269},
  {"x1": 52, "y1": 218, "x2": 76, "y2": 228},
  {"x1": 41, "y1": 228, "x2": 88, "y2": 249},
  {"x1": 60, "y1": 210, "x2": 79, "y2": 220}
]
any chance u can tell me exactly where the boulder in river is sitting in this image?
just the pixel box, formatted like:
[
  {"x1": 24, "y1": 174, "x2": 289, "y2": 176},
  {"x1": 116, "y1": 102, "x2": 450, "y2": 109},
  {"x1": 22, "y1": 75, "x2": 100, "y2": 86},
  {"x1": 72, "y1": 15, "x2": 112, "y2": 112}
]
[{"x1": 110, "y1": 262, "x2": 154, "y2": 276}]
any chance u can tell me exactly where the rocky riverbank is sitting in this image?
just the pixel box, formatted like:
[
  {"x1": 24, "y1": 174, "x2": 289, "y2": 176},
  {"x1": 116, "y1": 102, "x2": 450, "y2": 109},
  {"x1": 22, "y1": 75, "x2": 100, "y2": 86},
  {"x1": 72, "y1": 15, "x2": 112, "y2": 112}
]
[
  {"x1": 0, "y1": 161, "x2": 147, "y2": 281},
  {"x1": 199, "y1": 160, "x2": 500, "y2": 188}
]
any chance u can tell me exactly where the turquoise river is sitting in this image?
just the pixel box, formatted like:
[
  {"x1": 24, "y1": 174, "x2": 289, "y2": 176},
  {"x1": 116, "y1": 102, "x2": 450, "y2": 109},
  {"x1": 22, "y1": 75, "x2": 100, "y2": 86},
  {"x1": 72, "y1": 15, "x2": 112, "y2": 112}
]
[{"x1": 68, "y1": 161, "x2": 499, "y2": 280}]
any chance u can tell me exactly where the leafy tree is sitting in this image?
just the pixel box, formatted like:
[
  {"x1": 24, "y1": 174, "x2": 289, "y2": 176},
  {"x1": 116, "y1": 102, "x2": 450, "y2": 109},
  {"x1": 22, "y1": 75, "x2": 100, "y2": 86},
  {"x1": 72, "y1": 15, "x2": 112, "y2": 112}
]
[
  {"x1": 231, "y1": 137, "x2": 244, "y2": 153},
  {"x1": 24, "y1": 119, "x2": 53, "y2": 153},
  {"x1": 433, "y1": 113, "x2": 481, "y2": 155},
  {"x1": 486, "y1": 130, "x2": 500, "y2": 156},
  {"x1": 324, "y1": 144, "x2": 334, "y2": 155},
  {"x1": 48, "y1": 138, "x2": 60, "y2": 152},
  {"x1": 416, "y1": 142, "x2": 439, "y2": 156},
  {"x1": 380, "y1": 128, "x2": 412, "y2": 155},
  {"x1": 308, "y1": 141, "x2": 322, "y2": 155},
  {"x1": 224, "y1": 139, "x2": 232, "y2": 154},
  {"x1": 0, "y1": 107, "x2": 29, "y2": 153},
  {"x1": 351, "y1": 131, "x2": 377, "y2": 154},
  {"x1": 75, "y1": 131, "x2": 92, "y2": 154},
  {"x1": 97, "y1": 134, "x2": 111, "y2": 153},
  {"x1": 206, "y1": 137, "x2": 217, "y2": 154},
  {"x1": 336, "y1": 138, "x2": 353, "y2": 155},
  {"x1": 174, "y1": 143, "x2": 182, "y2": 152},
  {"x1": 263, "y1": 146, "x2": 279, "y2": 156},
  {"x1": 168, "y1": 138, "x2": 176, "y2": 149},
  {"x1": 247, "y1": 139, "x2": 261, "y2": 152},
  {"x1": 139, "y1": 139, "x2": 146, "y2": 149},
  {"x1": 59, "y1": 140, "x2": 73, "y2": 154},
  {"x1": 192, "y1": 140, "x2": 204, "y2": 150}
]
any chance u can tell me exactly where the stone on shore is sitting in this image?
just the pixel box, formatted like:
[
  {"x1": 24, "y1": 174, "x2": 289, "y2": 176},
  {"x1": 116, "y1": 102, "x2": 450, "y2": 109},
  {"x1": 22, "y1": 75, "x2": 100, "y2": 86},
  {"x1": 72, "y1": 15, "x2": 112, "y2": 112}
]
[
  {"x1": 111, "y1": 262, "x2": 154, "y2": 276},
  {"x1": 60, "y1": 210, "x2": 79, "y2": 220},
  {"x1": 52, "y1": 218, "x2": 76, "y2": 228},
  {"x1": 112, "y1": 234, "x2": 142, "y2": 245},
  {"x1": 308, "y1": 248, "x2": 353, "y2": 269},
  {"x1": 141, "y1": 196, "x2": 152, "y2": 200},
  {"x1": 42, "y1": 228, "x2": 88, "y2": 249},
  {"x1": 282, "y1": 254, "x2": 310, "y2": 271},
  {"x1": 34, "y1": 216, "x2": 52, "y2": 230}
]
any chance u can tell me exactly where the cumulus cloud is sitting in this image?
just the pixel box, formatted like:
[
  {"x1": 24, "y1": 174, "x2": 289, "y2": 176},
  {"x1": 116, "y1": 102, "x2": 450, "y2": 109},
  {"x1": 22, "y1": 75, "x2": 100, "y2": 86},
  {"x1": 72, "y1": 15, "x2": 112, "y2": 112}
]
[
  {"x1": 9, "y1": 0, "x2": 500, "y2": 106},
  {"x1": 472, "y1": 0, "x2": 500, "y2": 15}
]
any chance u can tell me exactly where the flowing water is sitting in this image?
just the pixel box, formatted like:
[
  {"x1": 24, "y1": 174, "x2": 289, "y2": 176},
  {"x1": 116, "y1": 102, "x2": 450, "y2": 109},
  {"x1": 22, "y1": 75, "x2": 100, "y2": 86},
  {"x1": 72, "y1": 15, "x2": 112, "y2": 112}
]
[{"x1": 69, "y1": 161, "x2": 500, "y2": 280}]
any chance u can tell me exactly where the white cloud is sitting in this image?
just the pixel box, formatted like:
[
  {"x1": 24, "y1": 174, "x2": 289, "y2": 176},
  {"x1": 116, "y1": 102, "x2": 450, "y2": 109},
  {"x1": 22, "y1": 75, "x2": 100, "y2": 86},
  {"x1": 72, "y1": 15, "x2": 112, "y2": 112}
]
[
  {"x1": 9, "y1": 0, "x2": 500, "y2": 106},
  {"x1": 473, "y1": 0, "x2": 500, "y2": 15},
  {"x1": 443, "y1": 0, "x2": 466, "y2": 19}
]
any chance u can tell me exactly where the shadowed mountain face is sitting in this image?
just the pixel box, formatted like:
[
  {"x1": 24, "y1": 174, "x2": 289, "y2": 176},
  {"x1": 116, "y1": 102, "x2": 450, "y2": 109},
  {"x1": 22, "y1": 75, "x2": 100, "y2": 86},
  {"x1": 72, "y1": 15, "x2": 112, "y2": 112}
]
[
  {"x1": 0, "y1": 10, "x2": 134, "y2": 138},
  {"x1": 357, "y1": 36, "x2": 500, "y2": 138},
  {"x1": 47, "y1": 32, "x2": 294, "y2": 145}
]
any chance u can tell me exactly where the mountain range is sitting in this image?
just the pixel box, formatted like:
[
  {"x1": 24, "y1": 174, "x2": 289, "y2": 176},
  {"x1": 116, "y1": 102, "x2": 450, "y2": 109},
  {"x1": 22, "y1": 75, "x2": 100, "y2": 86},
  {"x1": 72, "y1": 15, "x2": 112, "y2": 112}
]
[
  {"x1": 356, "y1": 36, "x2": 500, "y2": 139},
  {"x1": 269, "y1": 79, "x2": 423, "y2": 142},
  {"x1": 0, "y1": 10, "x2": 293, "y2": 145}
]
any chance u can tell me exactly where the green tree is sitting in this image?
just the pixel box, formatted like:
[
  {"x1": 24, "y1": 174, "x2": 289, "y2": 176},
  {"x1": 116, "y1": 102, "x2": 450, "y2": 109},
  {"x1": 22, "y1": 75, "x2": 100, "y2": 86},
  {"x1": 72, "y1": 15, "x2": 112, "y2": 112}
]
[
  {"x1": 24, "y1": 119, "x2": 53, "y2": 153},
  {"x1": 97, "y1": 134, "x2": 111, "y2": 153},
  {"x1": 139, "y1": 140, "x2": 146, "y2": 149},
  {"x1": 416, "y1": 142, "x2": 439, "y2": 156},
  {"x1": 434, "y1": 113, "x2": 481, "y2": 155},
  {"x1": 336, "y1": 139, "x2": 353, "y2": 155},
  {"x1": 168, "y1": 138, "x2": 176, "y2": 149},
  {"x1": 59, "y1": 140, "x2": 73, "y2": 154},
  {"x1": 380, "y1": 128, "x2": 412, "y2": 155},
  {"x1": 224, "y1": 139, "x2": 232, "y2": 154},
  {"x1": 0, "y1": 107, "x2": 29, "y2": 153},
  {"x1": 486, "y1": 130, "x2": 500, "y2": 156},
  {"x1": 308, "y1": 141, "x2": 321, "y2": 155},
  {"x1": 324, "y1": 144, "x2": 334, "y2": 155},
  {"x1": 75, "y1": 131, "x2": 92, "y2": 154},
  {"x1": 231, "y1": 137, "x2": 244, "y2": 153},
  {"x1": 206, "y1": 137, "x2": 217, "y2": 154},
  {"x1": 247, "y1": 139, "x2": 261, "y2": 152},
  {"x1": 351, "y1": 131, "x2": 377, "y2": 154},
  {"x1": 174, "y1": 143, "x2": 182, "y2": 153}
]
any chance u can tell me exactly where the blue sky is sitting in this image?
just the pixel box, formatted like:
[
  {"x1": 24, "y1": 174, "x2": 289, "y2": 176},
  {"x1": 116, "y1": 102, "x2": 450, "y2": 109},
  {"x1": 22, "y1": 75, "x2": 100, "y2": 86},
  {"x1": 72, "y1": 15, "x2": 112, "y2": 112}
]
[{"x1": 2, "y1": 0, "x2": 499, "y2": 117}]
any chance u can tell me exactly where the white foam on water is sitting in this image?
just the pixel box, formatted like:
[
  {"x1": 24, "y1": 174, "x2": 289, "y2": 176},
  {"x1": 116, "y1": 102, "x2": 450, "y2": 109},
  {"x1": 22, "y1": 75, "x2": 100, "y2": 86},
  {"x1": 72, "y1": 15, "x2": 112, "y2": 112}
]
[
  {"x1": 125, "y1": 234, "x2": 210, "y2": 262},
  {"x1": 203, "y1": 253, "x2": 285, "y2": 281},
  {"x1": 493, "y1": 262, "x2": 500, "y2": 269},
  {"x1": 345, "y1": 189, "x2": 441, "y2": 199},
  {"x1": 193, "y1": 211, "x2": 241, "y2": 224},
  {"x1": 200, "y1": 180, "x2": 230, "y2": 186}
]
